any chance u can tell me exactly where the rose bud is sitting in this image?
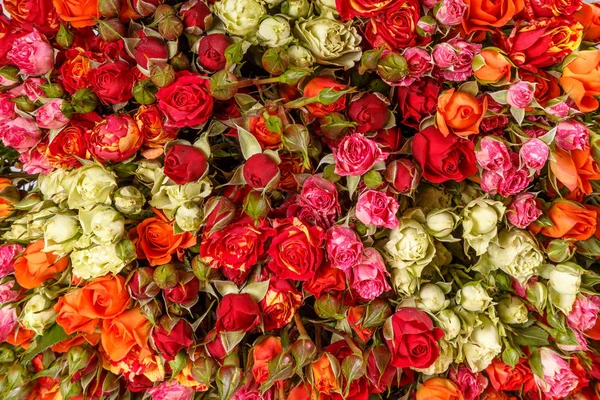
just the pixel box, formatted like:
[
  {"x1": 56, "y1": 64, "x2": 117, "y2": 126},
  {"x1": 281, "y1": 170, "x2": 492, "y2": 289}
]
[
  {"x1": 191, "y1": 356, "x2": 219, "y2": 385},
  {"x1": 164, "y1": 273, "x2": 200, "y2": 307},
  {"x1": 36, "y1": 99, "x2": 70, "y2": 130},
  {"x1": 128, "y1": 267, "x2": 160, "y2": 300},
  {"x1": 11, "y1": 96, "x2": 34, "y2": 112},
  {"x1": 252, "y1": 336, "x2": 284, "y2": 383},
  {"x1": 134, "y1": 37, "x2": 169, "y2": 74},
  {"x1": 262, "y1": 47, "x2": 289, "y2": 76},
  {"x1": 40, "y1": 83, "x2": 65, "y2": 99},
  {"x1": 260, "y1": 279, "x2": 302, "y2": 331},
  {"x1": 98, "y1": 0, "x2": 121, "y2": 18},
  {"x1": 257, "y1": 16, "x2": 292, "y2": 48},
  {"x1": 203, "y1": 196, "x2": 236, "y2": 233},
  {"x1": 281, "y1": 0, "x2": 310, "y2": 19},
  {"x1": 456, "y1": 282, "x2": 493, "y2": 313},
  {"x1": 153, "y1": 264, "x2": 179, "y2": 289},
  {"x1": 377, "y1": 52, "x2": 408, "y2": 83},
  {"x1": 209, "y1": 70, "x2": 239, "y2": 101},
  {"x1": 205, "y1": 329, "x2": 228, "y2": 359},
  {"x1": 152, "y1": 317, "x2": 194, "y2": 361},
  {"x1": 169, "y1": 53, "x2": 191, "y2": 71},
  {"x1": 303, "y1": 77, "x2": 347, "y2": 119},
  {"x1": 71, "y1": 89, "x2": 98, "y2": 114},
  {"x1": 191, "y1": 255, "x2": 218, "y2": 281},
  {"x1": 132, "y1": 0, "x2": 164, "y2": 16},
  {"x1": 319, "y1": 113, "x2": 355, "y2": 140},
  {"x1": 164, "y1": 144, "x2": 208, "y2": 185},
  {"x1": 314, "y1": 293, "x2": 344, "y2": 320},
  {"x1": 498, "y1": 296, "x2": 528, "y2": 325},
  {"x1": 60, "y1": 380, "x2": 82, "y2": 399},
  {"x1": 56, "y1": 23, "x2": 74, "y2": 49},
  {"x1": 159, "y1": 15, "x2": 184, "y2": 40},
  {"x1": 243, "y1": 190, "x2": 270, "y2": 220},
  {"x1": 556, "y1": 120, "x2": 589, "y2": 151},
  {"x1": 546, "y1": 239, "x2": 575, "y2": 263},
  {"x1": 384, "y1": 159, "x2": 420, "y2": 195},
  {"x1": 348, "y1": 94, "x2": 389, "y2": 133},
  {"x1": 473, "y1": 49, "x2": 511, "y2": 85},
  {"x1": 150, "y1": 62, "x2": 176, "y2": 88},
  {"x1": 175, "y1": 202, "x2": 203, "y2": 233},
  {"x1": 418, "y1": 283, "x2": 449, "y2": 313},
  {"x1": 154, "y1": 3, "x2": 176, "y2": 18},
  {"x1": 216, "y1": 366, "x2": 243, "y2": 400},
  {"x1": 507, "y1": 81, "x2": 534, "y2": 109},
  {"x1": 114, "y1": 186, "x2": 145, "y2": 215},
  {"x1": 87, "y1": 115, "x2": 143, "y2": 163},
  {"x1": 98, "y1": 19, "x2": 126, "y2": 42},
  {"x1": 133, "y1": 79, "x2": 158, "y2": 105},
  {"x1": 520, "y1": 138, "x2": 549, "y2": 171},
  {"x1": 67, "y1": 346, "x2": 92, "y2": 376},
  {"x1": 180, "y1": 0, "x2": 213, "y2": 35},
  {"x1": 243, "y1": 153, "x2": 280, "y2": 190},
  {"x1": 197, "y1": 34, "x2": 232, "y2": 71},
  {"x1": 216, "y1": 293, "x2": 261, "y2": 333},
  {"x1": 416, "y1": 15, "x2": 437, "y2": 37}
]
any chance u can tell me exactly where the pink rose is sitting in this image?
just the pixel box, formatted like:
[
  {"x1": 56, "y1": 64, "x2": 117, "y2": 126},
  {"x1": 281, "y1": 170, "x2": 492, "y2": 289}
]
[
  {"x1": 9, "y1": 78, "x2": 46, "y2": 102},
  {"x1": 333, "y1": 133, "x2": 387, "y2": 176},
  {"x1": 557, "y1": 329, "x2": 587, "y2": 352},
  {"x1": 435, "y1": 0, "x2": 467, "y2": 25},
  {"x1": 507, "y1": 193, "x2": 541, "y2": 228},
  {"x1": 507, "y1": 82, "x2": 534, "y2": 108},
  {"x1": 326, "y1": 225, "x2": 364, "y2": 272},
  {"x1": 0, "y1": 245, "x2": 22, "y2": 278},
  {"x1": 567, "y1": 295, "x2": 600, "y2": 332},
  {"x1": 231, "y1": 382, "x2": 274, "y2": 400},
  {"x1": 498, "y1": 167, "x2": 532, "y2": 197},
  {"x1": 7, "y1": 31, "x2": 54, "y2": 76},
  {"x1": 399, "y1": 48, "x2": 432, "y2": 86},
  {"x1": 432, "y1": 43, "x2": 457, "y2": 69},
  {"x1": 475, "y1": 137, "x2": 512, "y2": 172},
  {"x1": 545, "y1": 102, "x2": 571, "y2": 118},
  {"x1": 0, "y1": 117, "x2": 41, "y2": 152},
  {"x1": 36, "y1": 99, "x2": 70, "y2": 129},
  {"x1": 19, "y1": 148, "x2": 52, "y2": 175},
  {"x1": 299, "y1": 175, "x2": 340, "y2": 217},
  {"x1": 448, "y1": 366, "x2": 488, "y2": 400},
  {"x1": 534, "y1": 348, "x2": 579, "y2": 399},
  {"x1": 0, "y1": 281, "x2": 18, "y2": 304},
  {"x1": 0, "y1": 94, "x2": 15, "y2": 124},
  {"x1": 351, "y1": 248, "x2": 391, "y2": 301},
  {"x1": 433, "y1": 39, "x2": 481, "y2": 81},
  {"x1": 355, "y1": 190, "x2": 399, "y2": 229},
  {"x1": 556, "y1": 120, "x2": 589, "y2": 151},
  {"x1": 520, "y1": 139, "x2": 548, "y2": 171},
  {"x1": 148, "y1": 381, "x2": 194, "y2": 400},
  {"x1": 0, "y1": 306, "x2": 16, "y2": 342}
]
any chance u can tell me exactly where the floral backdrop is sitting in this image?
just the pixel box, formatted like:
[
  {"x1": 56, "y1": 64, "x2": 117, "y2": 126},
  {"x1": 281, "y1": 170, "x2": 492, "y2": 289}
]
[{"x1": 0, "y1": 0, "x2": 599, "y2": 399}]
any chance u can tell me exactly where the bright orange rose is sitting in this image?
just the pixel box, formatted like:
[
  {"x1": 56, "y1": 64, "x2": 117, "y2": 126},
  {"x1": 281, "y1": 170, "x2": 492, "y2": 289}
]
[
  {"x1": 311, "y1": 353, "x2": 340, "y2": 395},
  {"x1": 347, "y1": 306, "x2": 375, "y2": 342},
  {"x1": 251, "y1": 336, "x2": 283, "y2": 383},
  {"x1": 287, "y1": 383, "x2": 313, "y2": 400},
  {"x1": 473, "y1": 49, "x2": 511, "y2": 85},
  {"x1": 14, "y1": 239, "x2": 69, "y2": 289},
  {"x1": 585, "y1": 204, "x2": 600, "y2": 240},
  {"x1": 560, "y1": 50, "x2": 600, "y2": 113},
  {"x1": 462, "y1": 0, "x2": 525, "y2": 34},
  {"x1": 52, "y1": 0, "x2": 100, "y2": 28},
  {"x1": 100, "y1": 307, "x2": 151, "y2": 362},
  {"x1": 249, "y1": 114, "x2": 282, "y2": 149},
  {"x1": 54, "y1": 291, "x2": 98, "y2": 335},
  {"x1": 550, "y1": 147, "x2": 600, "y2": 195},
  {"x1": 77, "y1": 275, "x2": 131, "y2": 319},
  {"x1": 303, "y1": 77, "x2": 347, "y2": 119},
  {"x1": 6, "y1": 325, "x2": 35, "y2": 349},
  {"x1": 0, "y1": 178, "x2": 18, "y2": 218},
  {"x1": 135, "y1": 105, "x2": 178, "y2": 159},
  {"x1": 436, "y1": 89, "x2": 488, "y2": 137},
  {"x1": 575, "y1": 3, "x2": 600, "y2": 42},
  {"x1": 416, "y1": 378, "x2": 464, "y2": 400},
  {"x1": 131, "y1": 212, "x2": 197, "y2": 266},
  {"x1": 535, "y1": 200, "x2": 597, "y2": 240}
]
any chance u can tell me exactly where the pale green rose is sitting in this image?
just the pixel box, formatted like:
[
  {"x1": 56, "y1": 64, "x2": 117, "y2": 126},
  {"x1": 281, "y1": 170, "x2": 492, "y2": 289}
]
[
  {"x1": 114, "y1": 186, "x2": 145, "y2": 215},
  {"x1": 426, "y1": 209, "x2": 459, "y2": 241},
  {"x1": 43, "y1": 213, "x2": 80, "y2": 254},
  {"x1": 294, "y1": 17, "x2": 362, "y2": 68},
  {"x1": 214, "y1": 0, "x2": 266, "y2": 37},
  {"x1": 540, "y1": 262, "x2": 582, "y2": 314},
  {"x1": 264, "y1": 0, "x2": 284, "y2": 5},
  {"x1": 288, "y1": 45, "x2": 315, "y2": 68},
  {"x1": 314, "y1": 0, "x2": 338, "y2": 16},
  {"x1": 418, "y1": 283, "x2": 449, "y2": 313},
  {"x1": 463, "y1": 317, "x2": 502, "y2": 372},
  {"x1": 175, "y1": 202, "x2": 203, "y2": 233},
  {"x1": 390, "y1": 267, "x2": 418, "y2": 296},
  {"x1": 498, "y1": 296, "x2": 528, "y2": 325},
  {"x1": 136, "y1": 159, "x2": 162, "y2": 185},
  {"x1": 414, "y1": 339, "x2": 455, "y2": 375},
  {"x1": 385, "y1": 210, "x2": 436, "y2": 274},
  {"x1": 65, "y1": 164, "x2": 117, "y2": 210},
  {"x1": 150, "y1": 171, "x2": 212, "y2": 219},
  {"x1": 281, "y1": 0, "x2": 310, "y2": 19},
  {"x1": 3, "y1": 205, "x2": 59, "y2": 242},
  {"x1": 70, "y1": 244, "x2": 127, "y2": 280},
  {"x1": 21, "y1": 294, "x2": 57, "y2": 336},
  {"x1": 474, "y1": 229, "x2": 543, "y2": 285},
  {"x1": 456, "y1": 282, "x2": 493, "y2": 313},
  {"x1": 257, "y1": 16, "x2": 292, "y2": 47},
  {"x1": 436, "y1": 309, "x2": 461, "y2": 340},
  {"x1": 79, "y1": 205, "x2": 125, "y2": 244},
  {"x1": 38, "y1": 169, "x2": 69, "y2": 203},
  {"x1": 462, "y1": 199, "x2": 505, "y2": 255}
]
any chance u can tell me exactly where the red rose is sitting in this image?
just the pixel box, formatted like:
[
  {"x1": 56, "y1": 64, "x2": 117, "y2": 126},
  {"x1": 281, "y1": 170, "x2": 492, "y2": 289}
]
[
  {"x1": 520, "y1": 0, "x2": 581, "y2": 19},
  {"x1": 521, "y1": 70, "x2": 561, "y2": 106},
  {"x1": 156, "y1": 71, "x2": 214, "y2": 128},
  {"x1": 197, "y1": 34, "x2": 232, "y2": 71},
  {"x1": 303, "y1": 77, "x2": 347, "y2": 119},
  {"x1": 89, "y1": 61, "x2": 135, "y2": 105},
  {"x1": 397, "y1": 78, "x2": 441, "y2": 128},
  {"x1": 215, "y1": 293, "x2": 261, "y2": 333},
  {"x1": 59, "y1": 48, "x2": 97, "y2": 94},
  {"x1": 164, "y1": 144, "x2": 208, "y2": 185},
  {"x1": 133, "y1": 37, "x2": 168, "y2": 72},
  {"x1": 151, "y1": 318, "x2": 194, "y2": 361},
  {"x1": 485, "y1": 358, "x2": 536, "y2": 392},
  {"x1": 348, "y1": 94, "x2": 389, "y2": 133},
  {"x1": 180, "y1": 0, "x2": 212, "y2": 34},
  {"x1": 383, "y1": 307, "x2": 444, "y2": 369},
  {"x1": 412, "y1": 126, "x2": 478, "y2": 183},
  {"x1": 204, "y1": 329, "x2": 228, "y2": 359},
  {"x1": 259, "y1": 278, "x2": 303, "y2": 330},
  {"x1": 366, "y1": 346, "x2": 412, "y2": 393},
  {"x1": 135, "y1": 105, "x2": 179, "y2": 159},
  {"x1": 373, "y1": 127, "x2": 403, "y2": 153},
  {"x1": 243, "y1": 153, "x2": 280, "y2": 189},
  {"x1": 45, "y1": 122, "x2": 91, "y2": 168},
  {"x1": 267, "y1": 217, "x2": 326, "y2": 281},
  {"x1": 335, "y1": 0, "x2": 395, "y2": 20},
  {"x1": 364, "y1": 0, "x2": 424, "y2": 51},
  {"x1": 385, "y1": 159, "x2": 421, "y2": 194},
  {"x1": 252, "y1": 336, "x2": 283, "y2": 383},
  {"x1": 3, "y1": 0, "x2": 58, "y2": 35},
  {"x1": 163, "y1": 275, "x2": 200, "y2": 306},
  {"x1": 303, "y1": 262, "x2": 346, "y2": 298},
  {"x1": 87, "y1": 114, "x2": 143, "y2": 163}
]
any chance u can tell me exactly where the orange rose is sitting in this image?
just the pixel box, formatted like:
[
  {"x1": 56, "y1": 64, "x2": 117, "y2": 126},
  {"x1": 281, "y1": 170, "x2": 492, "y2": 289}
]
[
  {"x1": 6, "y1": 325, "x2": 35, "y2": 349},
  {"x1": 535, "y1": 200, "x2": 597, "y2": 240},
  {"x1": 559, "y1": 50, "x2": 600, "y2": 113},
  {"x1": 251, "y1": 336, "x2": 283, "y2": 383},
  {"x1": 77, "y1": 275, "x2": 131, "y2": 319},
  {"x1": 550, "y1": 146, "x2": 600, "y2": 195},
  {"x1": 14, "y1": 239, "x2": 69, "y2": 289},
  {"x1": 131, "y1": 212, "x2": 196, "y2": 266},
  {"x1": 311, "y1": 353, "x2": 340, "y2": 395},
  {"x1": 585, "y1": 204, "x2": 600, "y2": 240},
  {"x1": 52, "y1": 0, "x2": 100, "y2": 28},
  {"x1": 100, "y1": 307, "x2": 151, "y2": 362},
  {"x1": 416, "y1": 378, "x2": 464, "y2": 400},
  {"x1": 473, "y1": 49, "x2": 512, "y2": 85},
  {"x1": 249, "y1": 114, "x2": 282, "y2": 149},
  {"x1": 303, "y1": 77, "x2": 347, "y2": 119},
  {"x1": 50, "y1": 332, "x2": 100, "y2": 353},
  {"x1": 135, "y1": 105, "x2": 178, "y2": 159},
  {"x1": 462, "y1": 0, "x2": 525, "y2": 34},
  {"x1": 0, "y1": 178, "x2": 19, "y2": 218},
  {"x1": 436, "y1": 89, "x2": 488, "y2": 137},
  {"x1": 575, "y1": 3, "x2": 600, "y2": 42},
  {"x1": 347, "y1": 306, "x2": 375, "y2": 342},
  {"x1": 54, "y1": 291, "x2": 98, "y2": 335}
]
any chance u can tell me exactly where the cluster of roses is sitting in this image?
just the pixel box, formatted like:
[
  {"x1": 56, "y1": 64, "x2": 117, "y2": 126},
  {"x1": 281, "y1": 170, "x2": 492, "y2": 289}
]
[{"x1": 0, "y1": 0, "x2": 599, "y2": 399}]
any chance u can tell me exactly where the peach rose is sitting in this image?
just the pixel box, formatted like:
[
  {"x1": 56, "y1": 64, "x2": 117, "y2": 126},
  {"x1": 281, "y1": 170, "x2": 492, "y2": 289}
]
[
  {"x1": 473, "y1": 49, "x2": 511, "y2": 85},
  {"x1": 52, "y1": 0, "x2": 100, "y2": 28},
  {"x1": 311, "y1": 353, "x2": 340, "y2": 395},
  {"x1": 436, "y1": 89, "x2": 488, "y2": 137},
  {"x1": 100, "y1": 307, "x2": 152, "y2": 362},
  {"x1": 559, "y1": 50, "x2": 600, "y2": 113},
  {"x1": 575, "y1": 3, "x2": 600, "y2": 42},
  {"x1": 550, "y1": 146, "x2": 600, "y2": 195},
  {"x1": 14, "y1": 239, "x2": 69, "y2": 289},
  {"x1": 416, "y1": 377, "x2": 465, "y2": 400}
]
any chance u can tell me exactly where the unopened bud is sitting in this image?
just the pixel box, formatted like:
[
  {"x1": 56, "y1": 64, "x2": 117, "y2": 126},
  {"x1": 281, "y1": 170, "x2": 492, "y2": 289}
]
[
  {"x1": 281, "y1": 0, "x2": 310, "y2": 18},
  {"x1": 210, "y1": 70, "x2": 239, "y2": 101},
  {"x1": 384, "y1": 159, "x2": 420, "y2": 194},
  {"x1": 203, "y1": 196, "x2": 236, "y2": 233},
  {"x1": 98, "y1": 19, "x2": 126, "y2": 42},
  {"x1": 416, "y1": 15, "x2": 437, "y2": 37},
  {"x1": 498, "y1": 296, "x2": 528, "y2": 325},
  {"x1": 216, "y1": 366, "x2": 243, "y2": 400},
  {"x1": 128, "y1": 267, "x2": 159, "y2": 300},
  {"x1": 98, "y1": 0, "x2": 122, "y2": 18},
  {"x1": 290, "y1": 338, "x2": 317, "y2": 369},
  {"x1": 7, "y1": 364, "x2": 27, "y2": 390},
  {"x1": 133, "y1": 79, "x2": 158, "y2": 105},
  {"x1": 114, "y1": 186, "x2": 145, "y2": 215},
  {"x1": 175, "y1": 201, "x2": 202, "y2": 232},
  {"x1": 159, "y1": 16, "x2": 184, "y2": 40},
  {"x1": 243, "y1": 191, "x2": 270, "y2": 220},
  {"x1": 363, "y1": 170, "x2": 383, "y2": 189},
  {"x1": 67, "y1": 346, "x2": 91, "y2": 376},
  {"x1": 150, "y1": 62, "x2": 176, "y2": 88},
  {"x1": 262, "y1": 48, "x2": 289, "y2": 76},
  {"x1": 154, "y1": 3, "x2": 176, "y2": 18},
  {"x1": 153, "y1": 264, "x2": 179, "y2": 289},
  {"x1": 0, "y1": 344, "x2": 15, "y2": 363},
  {"x1": 526, "y1": 282, "x2": 547, "y2": 313},
  {"x1": 359, "y1": 48, "x2": 383, "y2": 74},
  {"x1": 71, "y1": 89, "x2": 98, "y2": 114},
  {"x1": 283, "y1": 124, "x2": 310, "y2": 155},
  {"x1": 60, "y1": 380, "x2": 82, "y2": 400},
  {"x1": 40, "y1": 83, "x2": 64, "y2": 98},
  {"x1": 12, "y1": 96, "x2": 35, "y2": 112},
  {"x1": 57, "y1": 23, "x2": 74, "y2": 49},
  {"x1": 546, "y1": 239, "x2": 575, "y2": 263},
  {"x1": 376, "y1": 52, "x2": 408, "y2": 83},
  {"x1": 314, "y1": 293, "x2": 344, "y2": 319},
  {"x1": 169, "y1": 53, "x2": 191, "y2": 71},
  {"x1": 319, "y1": 113, "x2": 355, "y2": 140},
  {"x1": 191, "y1": 356, "x2": 218, "y2": 385},
  {"x1": 0, "y1": 66, "x2": 19, "y2": 90}
]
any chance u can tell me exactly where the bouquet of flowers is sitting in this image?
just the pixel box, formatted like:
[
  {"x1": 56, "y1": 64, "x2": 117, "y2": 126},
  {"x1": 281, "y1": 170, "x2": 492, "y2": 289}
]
[{"x1": 0, "y1": 0, "x2": 600, "y2": 398}]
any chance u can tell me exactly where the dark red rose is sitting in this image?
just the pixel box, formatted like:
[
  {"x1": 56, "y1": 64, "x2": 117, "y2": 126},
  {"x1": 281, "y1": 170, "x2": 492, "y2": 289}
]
[
  {"x1": 397, "y1": 78, "x2": 440, "y2": 128},
  {"x1": 134, "y1": 37, "x2": 169, "y2": 71},
  {"x1": 243, "y1": 153, "x2": 280, "y2": 189},
  {"x1": 303, "y1": 262, "x2": 346, "y2": 298},
  {"x1": 156, "y1": 71, "x2": 214, "y2": 128},
  {"x1": 126, "y1": 374, "x2": 153, "y2": 393},
  {"x1": 163, "y1": 275, "x2": 200, "y2": 306},
  {"x1": 374, "y1": 127, "x2": 403, "y2": 153},
  {"x1": 267, "y1": 217, "x2": 326, "y2": 281},
  {"x1": 127, "y1": 267, "x2": 159, "y2": 300},
  {"x1": 204, "y1": 329, "x2": 228, "y2": 359},
  {"x1": 215, "y1": 293, "x2": 261, "y2": 333},
  {"x1": 412, "y1": 126, "x2": 478, "y2": 183},
  {"x1": 384, "y1": 159, "x2": 420, "y2": 194},
  {"x1": 347, "y1": 94, "x2": 389, "y2": 133},
  {"x1": 260, "y1": 278, "x2": 303, "y2": 331},
  {"x1": 197, "y1": 34, "x2": 232, "y2": 71},
  {"x1": 152, "y1": 319, "x2": 194, "y2": 361},
  {"x1": 326, "y1": 340, "x2": 370, "y2": 400},
  {"x1": 383, "y1": 308, "x2": 444, "y2": 369},
  {"x1": 364, "y1": 0, "x2": 424, "y2": 51},
  {"x1": 180, "y1": 0, "x2": 212, "y2": 34},
  {"x1": 164, "y1": 144, "x2": 208, "y2": 185},
  {"x1": 89, "y1": 61, "x2": 135, "y2": 105}
]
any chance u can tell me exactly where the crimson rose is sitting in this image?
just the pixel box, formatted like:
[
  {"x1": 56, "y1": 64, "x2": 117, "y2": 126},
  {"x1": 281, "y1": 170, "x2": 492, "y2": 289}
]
[
  {"x1": 197, "y1": 34, "x2": 232, "y2": 71},
  {"x1": 215, "y1": 293, "x2": 261, "y2": 333},
  {"x1": 348, "y1": 94, "x2": 389, "y2": 133},
  {"x1": 89, "y1": 61, "x2": 135, "y2": 105},
  {"x1": 164, "y1": 144, "x2": 208, "y2": 185},
  {"x1": 151, "y1": 319, "x2": 194, "y2": 361},
  {"x1": 397, "y1": 78, "x2": 440, "y2": 128},
  {"x1": 156, "y1": 71, "x2": 214, "y2": 128},
  {"x1": 364, "y1": 0, "x2": 423, "y2": 51}
]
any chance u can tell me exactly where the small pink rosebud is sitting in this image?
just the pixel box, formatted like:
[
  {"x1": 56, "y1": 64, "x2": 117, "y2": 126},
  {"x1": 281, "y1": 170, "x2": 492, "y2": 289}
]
[
  {"x1": 475, "y1": 136, "x2": 512, "y2": 172},
  {"x1": 520, "y1": 138, "x2": 549, "y2": 171},
  {"x1": 507, "y1": 193, "x2": 541, "y2": 228},
  {"x1": 435, "y1": 0, "x2": 467, "y2": 26},
  {"x1": 507, "y1": 82, "x2": 534, "y2": 108},
  {"x1": 556, "y1": 120, "x2": 589, "y2": 151},
  {"x1": 36, "y1": 99, "x2": 70, "y2": 130}
]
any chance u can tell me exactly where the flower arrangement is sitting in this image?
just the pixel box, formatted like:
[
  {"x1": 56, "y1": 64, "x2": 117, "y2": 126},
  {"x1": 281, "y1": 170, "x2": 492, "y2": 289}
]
[{"x1": 0, "y1": 0, "x2": 599, "y2": 399}]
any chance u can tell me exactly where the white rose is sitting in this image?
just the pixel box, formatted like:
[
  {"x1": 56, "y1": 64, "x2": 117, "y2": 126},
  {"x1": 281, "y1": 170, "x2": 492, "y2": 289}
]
[
  {"x1": 498, "y1": 296, "x2": 528, "y2": 325},
  {"x1": 136, "y1": 159, "x2": 162, "y2": 185},
  {"x1": 462, "y1": 199, "x2": 505, "y2": 256},
  {"x1": 288, "y1": 45, "x2": 315, "y2": 68},
  {"x1": 540, "y1": 262, "x2": 582, "y2": 314},
  {"x1": 43, "y1": 213, "x2": 80, "y2": 254},
  {"x1": 175, "y1": 202, "x2": 202, "y2": 233},
  {"x1": 426, "y1": 210, "x2": 458, "y2": 240},
  {"x1": 391, "y1": 267, "x2": 418, "y2": 296},
  {"x1": 463, "y1": 317, "x2": 502, "y2": 372},
  {"x1": 257, "y1": 16, "x2": 292, "y2": 48},
  {"x1": 38, "y1": 169, "x2": 68, "y2": 203},
  {"x1": 114, "y1": 186, "x2": 145, "y2": 215},
  {"x1": 70, "y1": 244, "x2": 127, "y2": 280},
  {"x1": 65, "y1": 164, "x2": 117, "y2": 210},
  {"x1": 281, "y1": 0, "x2": 310, "y2": 19},
  {"x1": 385, "y1": 213, "x2": 436, "y2": 274},
  {"x1": 80, "y1": 205, "x2": 125, "y2": 244},
  {"x1": 150, "y1": 172, "x2": 212, "y2": 219},
  {"x1": 21, "y1": 294, "x2": 56, "y2": 336},
  {"x1": 214, "y1": 0, "x2": 266, "y2": 37},
  {"x1": 456, "y1": 282, "x2": 492, "y2": 313},
  {"x1": 436, "y1": 309, "x2": 461, "y2": 340},
  {"x1": 418, "y1": 283, "x2": 449, "y2": 313},
  {"x1": 3, "y1": 206, "x2": 59, "y2": 242}
]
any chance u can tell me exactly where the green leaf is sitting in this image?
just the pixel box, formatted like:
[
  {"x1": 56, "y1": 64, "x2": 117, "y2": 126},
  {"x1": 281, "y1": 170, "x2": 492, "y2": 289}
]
[
  {"x1": 241, "y1": 279, "x2": 270, "y2": 303},
  {"x1": 529, "y1": 348, "x2": 545, "y2": 380},
  {"x1": 265, "y1": 116, "x2": 283, "y2": 134},
  {"x1": 347, "y1": 175, "x2": 360, "y2": 199},
  {"x1": 236, "y1": 125, "x2": 262, "y2": 160},
  {"x1": 22, "y1": 324, "x2": 71, "y2": 363},
  {"x1": 510, "y1": 107, "x2": 525, "y2": 125},
  {"x1": 512, "y1": 326, "x2": 549, "y2": 347},
  {"x1": 169, "y1": 351, "x2": 188, "y2": 377}
]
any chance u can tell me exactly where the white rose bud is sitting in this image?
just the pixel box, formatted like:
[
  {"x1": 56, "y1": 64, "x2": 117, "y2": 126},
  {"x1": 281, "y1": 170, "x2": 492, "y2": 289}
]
[
  {"x1": 80, "y1": 205, "x2": 125, "y2": 244},
  {"x1": 288, "y1": 45, "x2": 315, "y2": 68},
  {"x1": 391, "y1": 267, "x2": 418, "y2": 296},
  {"x1": 136, "y1": 159, "x2": 162, "y2": 184},
  {"x1": 426, "y1": 210, "x2": 458, "y2": 240},
  {"x1": 462, "y1": 199, "x2": 505, "y2": 256},
  {"x1": 314, "y1": 0, "x2": 338, "y2": 16},
  {"x1": 44, "y1": 213, "x2": 80, "y2": 254},
  {"x1": 175, "y1": 202, "x2": 203, "y2": 233},
  {"x1": 498, "y1": 296, "x2": 528, "y2": 325},
  {"x1": 214, "y1": 0, "x2": 266, "y2": 37},
  {"x1": 463, "y1": 317, "x2": 502, "y2": 372},
  {"x1": 66, "y1": 164, "x2": 117, "y2": 210},
  {"x1": 114, "y1": 186, "x2": 145, "y2": 215},
  {"x1": 21, "y1": 294, "x2": 57, "y2": 336},
  {"x1": 385, "y1": 212, "x2": 436, "y2": 274},
  {"x1": 436, "y1": 309, "x2": 461, "y2": 340},
  {"x1": 418, "y1": 283, "x2": 449, "y2": 313},
  {"x1": 456, "y1": 282, "x2": 492, "y2": 313},
  {"x1": 257, "y1": 16, "x2": 292, "y2": 48},
  {"x1": 540, "y1": 262, "x2": 582, "y2": 314},
  {"x1": 38, "y1": 169, "x2": 68, "y2": 202},
  {"x1": 281, "y1": 0, "x2": 310, "y2": 19}
]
